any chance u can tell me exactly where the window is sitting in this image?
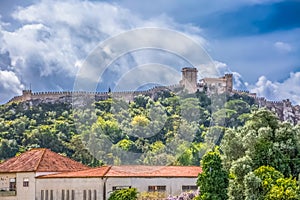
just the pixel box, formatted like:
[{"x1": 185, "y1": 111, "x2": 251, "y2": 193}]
[
  {"x1": 62, "y1": 190, "x2": 65, "y2": 200},
  {"x1": 66, "y1": 190, "x2": 70, "y2": 200},
  {"x1": 45, "y1": 190, "x2": 49, "y2": 200},
  {"x1": 83, "y1": 190, "x2": 87, "y2": 200},
  {"x1": 9, "y1": 178, "x2": 16, "y2": 191},
  {"x1": 112, "y1": 186, "x2": 132, "y2": 191},
  {"x1": 93, "y1": 190, "x2": 97, "y2": 200},
  {"x1": 41, "y1": 190, "x2": 44, "y2": 200},
  {"x1": 148, "y1": 185, "x2": 166, "y2": 192},
  {"x1": 88, "y1": 190, "x2": 91, "y2": 200},
  {"x1": 50, "y1": 190, "x2": 53, "y2": 200},
  {"x1": 23, "y1": 178, "x2": 29, "y2": 187},
  {"x1": 71, "y1": 190, "x2": 75, "y2": 200},
  {"x1": 182, "y1": 185, "x2": 198, "y2": 191}
]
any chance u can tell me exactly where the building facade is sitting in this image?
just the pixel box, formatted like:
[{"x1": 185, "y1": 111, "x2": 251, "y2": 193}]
[{"x1": 0, "y1": 149, "x2": 202, "y2": 200}]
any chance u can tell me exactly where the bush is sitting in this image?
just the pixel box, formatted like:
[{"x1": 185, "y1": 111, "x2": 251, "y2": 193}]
[{"x1": 108, "y1": 188, "x2": 138, "y2": 200}]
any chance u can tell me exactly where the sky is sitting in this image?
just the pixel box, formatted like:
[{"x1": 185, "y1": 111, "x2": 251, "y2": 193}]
[{"x1": 0, "y1": 0, "x2": 299, "y2": 104}]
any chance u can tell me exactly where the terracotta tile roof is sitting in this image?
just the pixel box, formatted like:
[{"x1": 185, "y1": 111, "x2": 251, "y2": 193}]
[
  {"x1": 38, "y1": 165, "x2": 201, "y2": 178},
  {"x1": 105, "y1": 165, "x2": 201, "y2": 178},
  {"x1": 0, "y1": 148, "x2": 89, "y2": 173},
  {"x1": 38, "y1": 166, "x2": 111, "y2": 178}
]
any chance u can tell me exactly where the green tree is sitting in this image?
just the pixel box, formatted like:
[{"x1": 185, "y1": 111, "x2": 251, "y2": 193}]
[
  {"x1": 197, "y1": 151, "x2": 228, "y2": 200},
  {"x1": 108, "y1": 188, "x2": 138, "y2": 200}
]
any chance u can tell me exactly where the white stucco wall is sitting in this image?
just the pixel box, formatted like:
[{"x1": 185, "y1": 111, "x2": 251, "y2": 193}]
[
  {"x1": 106, "y1": 177, "x2": 198, "y2": 199},
  {"x1": 16, "y1": 172, "x2": 36, "y2": 200},
  {"x1": 36, "y1": 177, "x2": 103, "y2": 200}
]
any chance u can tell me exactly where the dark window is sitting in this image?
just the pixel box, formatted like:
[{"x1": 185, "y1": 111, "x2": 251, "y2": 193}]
[
  {"x1": 50, "y1": 190, "x2": 53, "y2": 200},
  {"x1": 66, "y1": 190, "x2": 70, "y2": 200},
  {"x1": 23, "y1": 178, "x2": 29, "y2": 187},
  {"x1": 45, "y1": 190, "x2": 49, "y2": 200},
  {"x1": 71, "y1": 190, "x2": 75, "y2": 200},
  {"x1": 9, "y1": 178, "x2": 16, "y2": 191},
  {"x1": 41, "y1": 190, "x2": 44, "y2": 200},
  {"x1": 182, "y1": 185, "x2": 198, "y2": 191},
  {"x1": 83, "y1": 190, "x2": 86, "y2": 200},
  {"x1": 148, "y1": 185, "x2": 166, "y2": 192},
  {"x1": 93, "y1": 190, "x2": 97, "y2": 200},
  {"x1": 62, "y1": 190, "x2": 65, "y2": 200},
  {"x1": 88, "y1": 190, "x2": 92, "y2": 200}
]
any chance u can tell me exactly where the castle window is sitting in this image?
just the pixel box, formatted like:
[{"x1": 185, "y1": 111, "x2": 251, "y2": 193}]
[{"x1": 23, "y1": 177, "x2": 29, "y2": 187}]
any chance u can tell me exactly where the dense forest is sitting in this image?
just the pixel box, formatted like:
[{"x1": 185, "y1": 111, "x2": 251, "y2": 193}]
[{"x1": 1, "y1": 90, "x2": 300, "y2": 199}]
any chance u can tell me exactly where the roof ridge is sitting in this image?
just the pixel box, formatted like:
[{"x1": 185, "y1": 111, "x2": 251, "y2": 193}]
[{"x1": 34, "y1": 148, "x2": 47, "y2": 171}]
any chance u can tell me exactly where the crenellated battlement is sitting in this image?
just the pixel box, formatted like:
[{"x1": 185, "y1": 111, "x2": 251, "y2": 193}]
[{"x1": 6, "y1": 68, "x2": 300, "y2": 125}]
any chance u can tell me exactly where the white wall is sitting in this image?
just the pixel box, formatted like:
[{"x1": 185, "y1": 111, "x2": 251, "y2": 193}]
[
  {"x1": 106, "y1": 177, "x2": 198, "y2": 199},
  {"x1": 16, "y1": 172, "x2": 36, "y2": 200},
  {"x1": 36, "y1": 177, "x2": 103, "y2": 200}
]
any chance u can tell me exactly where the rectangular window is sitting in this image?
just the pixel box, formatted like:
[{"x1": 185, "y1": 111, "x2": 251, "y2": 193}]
[
  {"x1": 45, "y1": 190, "x2": 49, "y2": 200},
  {"x1": 41, "y1": 190, "x2": 44, "y2": 200},
  {"x1": 182, "y1": 185, "x2": 198, "y2": 191},
  {"x1": 83, "y1": 190, "x2": 86, "y2": 200},
  {"x1": 88, "y1": 190, "x2": 92, "y2": 200},
  {"x1": 93, "y1": 190, "x2": 97, "y2": 200},
  {"x1": 9, "y1": 178, "x2": 16, "y2": 191},
  {"x1": 66, "y1": 190, "x2": 70, "y2": 200},
  {"x1": 148, "y1": 186, "x2": 166, "y2": 192},
  {"x1": 71, "y1": 190, "x2": 75, "y2": 200},
  {"x1": 23, "y1": 178, "x2": 29, "y2": 187},
  {"x1": 62, "y1": 190, "x2": 65, "y2": 200},
  {"x1": 50, "y1": 190, "x2": 53, "y2": 200}
]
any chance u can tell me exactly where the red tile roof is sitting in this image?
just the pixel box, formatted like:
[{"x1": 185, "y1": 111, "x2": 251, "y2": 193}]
[
  {"x1": 38, "y1": 166, "x2": 111, "y2": 178},
  {"x1": 0, "y1": 148, "x2": 90, "y2": 173},
  {"x1": 39, "y1": 165, "x2": 202, "y2": 178},
  {"x1": 105, "y1": 165, "x2": 202, "y2": 178}
]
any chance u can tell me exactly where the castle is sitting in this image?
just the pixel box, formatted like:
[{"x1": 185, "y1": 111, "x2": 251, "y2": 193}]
[{"x1": 7, "y1": 67, "x2": 300, "y2": 124}]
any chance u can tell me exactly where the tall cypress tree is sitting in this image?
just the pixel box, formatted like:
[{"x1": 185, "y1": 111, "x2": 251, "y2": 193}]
[{"x1": 197, "y1": 151, "x2": 229, "y2": 200}]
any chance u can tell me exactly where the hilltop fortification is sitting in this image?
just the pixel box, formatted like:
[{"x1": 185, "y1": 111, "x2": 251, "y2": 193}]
[{"x1": 7, "y1": 67, "x2": 300, "y2": 124}]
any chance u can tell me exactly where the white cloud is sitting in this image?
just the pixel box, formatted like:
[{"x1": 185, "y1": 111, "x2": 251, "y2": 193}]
[
  {"x1": 0, "y1": 70, "x2": 24, "y2": 102},
  {"x1": 249, "y1": 73, "x2": 300, "y2": 104},
  {"x1": 274, "y1": 41, "x2": 292, "y2": 52},
  {"x1": 0, "y1": 0, "x2": 208, "y2": 103},
  {"x1": 214, "y1": 61, "x2": 247, "y2": 90}
]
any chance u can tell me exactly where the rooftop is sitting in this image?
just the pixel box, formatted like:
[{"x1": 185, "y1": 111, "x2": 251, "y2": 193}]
[
  {"x1": 38, "y1": 165, "x2": 202, "y2": 178},
  {"x1": 106, "y1": 165, "x2": 202, "y2": 178},
  {"x1": 0, "y1": 148, "x2": 90, "y2": 173}
]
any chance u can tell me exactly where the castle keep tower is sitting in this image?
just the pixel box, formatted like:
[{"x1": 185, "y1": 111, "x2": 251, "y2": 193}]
[
  {"x1": 180, "y1": 67, "x2": 198, "y2": 92},
  {"x1": 225, "y1": 74, "x2": 233, "y2": 92}
]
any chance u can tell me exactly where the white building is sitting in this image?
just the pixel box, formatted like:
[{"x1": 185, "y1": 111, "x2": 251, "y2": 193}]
[{"x1": 0, "y1": 149, "x2": 202, "y2": 200}]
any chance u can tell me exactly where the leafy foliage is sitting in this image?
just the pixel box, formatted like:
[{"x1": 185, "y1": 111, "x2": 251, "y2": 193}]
[
  {"x1": 197, "y1": 151, "x2": 228, "y2": 200},
  {"x1": 108, "y1": 188, "x2": 138, "y2": 200}
]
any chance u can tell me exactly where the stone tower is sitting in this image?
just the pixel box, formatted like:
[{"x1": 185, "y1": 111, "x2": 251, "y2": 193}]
[
  {"x1": 22, "y1": 90, "x2": 32, "y2": 101},
  {"x1": 225, "y1": 74, "x2": 233, "y2": 92},
  {"x1": 180, "y1": 67, "x2": 198, "y2": 92}
]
